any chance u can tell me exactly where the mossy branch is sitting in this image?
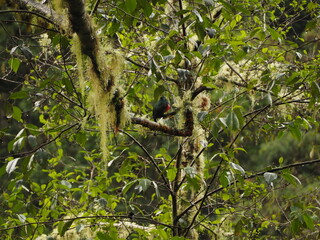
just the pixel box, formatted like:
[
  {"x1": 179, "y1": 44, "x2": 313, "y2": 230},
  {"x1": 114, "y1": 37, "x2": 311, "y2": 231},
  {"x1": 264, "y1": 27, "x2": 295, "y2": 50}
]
[
  {"x1": 0, "y1": 214, "x2": 173, "y2": 232},
  {"x1": 18, "y1": 0, "x2": 60, "y2": 27},
  {"x1": 131, "y1": 109, "x2": 193, "y2": 137},
  {"x1": 65, "y1": 0, "x2": 109, "y2": 87}
]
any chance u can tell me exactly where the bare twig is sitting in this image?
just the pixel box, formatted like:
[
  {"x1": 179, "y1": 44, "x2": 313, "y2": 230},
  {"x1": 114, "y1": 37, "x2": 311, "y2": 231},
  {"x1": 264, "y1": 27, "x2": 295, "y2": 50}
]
[
  {"x1": 180, "y1": 158, "x2": 320, "y2": 235},
  {"x1": 0, "y1": 123, "x2": 79, "y2": 161},
  {"x1": 0, "y1": 9, "x2": 58, "y2": 27},
  {"x1": 120, "y1": 130, "x2": 172, "y2": 194}
]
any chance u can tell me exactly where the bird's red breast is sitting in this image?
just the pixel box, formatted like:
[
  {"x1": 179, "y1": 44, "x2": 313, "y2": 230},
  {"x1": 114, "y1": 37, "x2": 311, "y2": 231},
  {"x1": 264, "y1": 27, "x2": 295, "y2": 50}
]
[{"x1": 165, "y1": 104, "x2": 171, "y2": 112}]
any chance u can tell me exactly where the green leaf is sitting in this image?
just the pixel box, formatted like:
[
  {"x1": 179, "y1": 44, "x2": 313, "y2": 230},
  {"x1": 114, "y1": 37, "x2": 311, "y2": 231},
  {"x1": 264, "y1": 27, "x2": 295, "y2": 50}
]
[
  {"x1": 290, "y1": 218, "x2": 301, "y2": 234},
  {"x1": 193, "y1": 9, "x2": 203, "y2": 23},
  {"x1": 2, "y1": 101, "x2": 12, "y2": 118},
  {"x1": 12, "y1": 106, "x2": 22, "y2": 122},
  {"x1": 62, "y1": 78, "x2": 74, "y2": 95},
  {"x1": 153, "y1": 228, "x2": 168, "y2": 239},
  {"x1": 226, "y1": 111, "x2": 239, "y2": 131},
  {"x1": 6, "y1": 158, "x2": 20, "y2": 174},
  {"x1": 233, "y1": 107, "x2": 244, "y2": 126},
  {"x1": 288, "y1": 124, "x2": 302, "y2": 141},
  {"x1": 229, "y1": 162, "x2": 245, "y2": 175},
  {"x1": 58, "y1": 220, "x2": 74, "y2": 236},
  {"x1": 282, "y1": 172, "x2": 301, "y2": 186},
  {"x1": 28, "y1": 154, "x2": 35, "y2": 170},
  {"x1": 21, "y1": 46, "x2": 33, "y2": 59},
  {"x1": 125, "y1": 0, "x2": 137, "y2": 13},
  {"x1": 197, "y1": 111, "x2": 208, "y2": 122},
  {"x1": 75, "y1": 132, "x2": 86, "y2": 146},
  {"x1": 139, "y1": 0, "x2": 152, "y2": 16},
  {"x1": 10, "y1": 91, "x2": 29, "y2": 99},
  {"x1": 108, "y1": 18, "x2": 120, "y2": 35},
  {"x1": 34, "y1": 148, "x2": 50, "y2": 162},
  {"x1": 8, "y1": 58, "x2": 20, "y2": 73},
  {"x1": 277, "y1": 157, "x2": 284, "y2": 166},
  {"x1": 219, "y1": 171, "x2": 230, "y2": 187},
  {"x1": 96, "y1": 231, "x2": 113, "y2": 240},
  {"x1": 222, "y1": 193, "x2": 230, "y2": 201},
  {"x1": 186, "y1": 175, "x2": 201, "y2": 191},
  {"x1": 61, "y1": 180, "x2": 72, "y2": 189},
  {"x1": 15, "y1": 128, "x2": 26, "y2": 139},
  {"x1": 172, "y1": 237, "x2": 185, "y2": 240},
  {"x1": 310, "y1": 81, "x2": 320, "y2": 99},
  {"x1": 204, "y1": 0, "x2": 214, "y2": 6},
  {"x1": 136, "y1": 178, "x2": 151, "y2": 192},
  {"x1": 152, "y1": 181, "x2": 160, "y2": 198},
  {"x1": 167, "y1": 168, "x2": 177, "y2": 181},
  {"x1": 195, "y1": 22, "x2": 206, "y2": 41},
  {"x1": 266, "y1": 92, "x2": 273, "y2": 106},
  {"x1": 219, "y1": 0, "x2": 235, "y2": 13},
  {"x1": 122, "y1": 180, "x2": 137, "y2": 194},
  {"x1": 235, "y1": 14, "x2": 242, "y2": 22},
  {"x1": 154, "y1": 85, "x2": 166, "y2": 101},
  {"x1": 0, "y1": 165, "x2": 6, "y2": 177},
  {"x1": 13, "y1": 137, "x2": 25, "y2": 151},
  {"x1": 233, "y1": 147, "x2": 246, "y2": 153},
  {"x1": 17, "y1": 214, "x2": 26, "y2": 224},
  {"x1": 268, "y1": 27, "x2": 282, "y2": 42},
  {"x1": 27, "y1": 135, "x2": 37, "y2": 148},
  {"x1": 302, "y1": 213, "x2": 314, "y2": 230},
  {"x1": 139, "y1": 178, "x2": 151, "y2": 192}
]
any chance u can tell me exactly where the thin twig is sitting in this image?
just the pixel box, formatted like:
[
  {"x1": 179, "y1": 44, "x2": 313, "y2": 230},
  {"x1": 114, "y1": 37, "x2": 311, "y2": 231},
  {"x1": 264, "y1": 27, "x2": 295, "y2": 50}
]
[
  {"x1": 120, "y1": 130, "x2": 172, "y2": 194},
  {"x1": 180, "y1": 158, "x2": 320, "y2": 234},
  {"x1": 0, "y1": 123, "x2": 79, "y2": 161},
  {"x1": 0, "y1": 9, "x2": 57, "y2": 26}
]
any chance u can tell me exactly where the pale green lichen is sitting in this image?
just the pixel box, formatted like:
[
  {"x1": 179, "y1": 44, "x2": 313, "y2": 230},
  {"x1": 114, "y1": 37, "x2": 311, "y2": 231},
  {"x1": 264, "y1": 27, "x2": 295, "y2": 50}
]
[{"x1": 71, "y1": 33, "x2": 129, "y2": 163}]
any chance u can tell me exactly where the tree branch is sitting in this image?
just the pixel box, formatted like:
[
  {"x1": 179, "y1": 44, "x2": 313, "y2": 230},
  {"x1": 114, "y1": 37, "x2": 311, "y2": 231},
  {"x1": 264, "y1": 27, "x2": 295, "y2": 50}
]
[
  {"x1": 120, "y1": 130, "x2": 172, "y2": 194},
  {"x1": 14, "y1": 2, "x2": 59, "y2": 26},
  {"x1": 218, "y1": 76, "x2": 272, "y2": 95},
  {"x1": 191, "y1": 85, "x2": 215, "y2": 100},
  {"x1": 125, "y1": 57, "x2": 180, "y2": 85},
  {"x1": 0, "y1": 123, "x2": 79, "y2": 161},
  {"x1": 131, "y1": 110, "x2": 193, "y2": 137},
  {"x1": 178, "y1": 158, "x2": 320, "y2": 230},
  {"x1": 0, "y1": 214, "x2": 172, "y2": 232}
]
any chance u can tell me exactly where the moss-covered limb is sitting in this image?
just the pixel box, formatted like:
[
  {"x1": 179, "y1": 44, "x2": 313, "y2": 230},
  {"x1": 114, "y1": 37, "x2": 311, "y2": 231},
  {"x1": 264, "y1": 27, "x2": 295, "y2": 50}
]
[
  {"x1": 131, "y1": 109, "x2": 193, "y2": 137},
  {"x1": 112, "y1": 89, "x2": 124, "y2": 133},
  {"x1": 64, "y1": 0, "x2": 128, "y2": 158},
  {"x1": 64, "y1": 0, "x2": 102, "y2": 81},
  {"x1": 18, "y1": 0, "x2": 61, "y2": 27},
  {"x1": 66, "y1": 0, "x2": 96, "y2": 59},
  {"x1": 0, "y1": 214, "x2": 173, "y2": 232},
  {"x1": 191, "y1": 85, "x2": 214, "y2": 100}
]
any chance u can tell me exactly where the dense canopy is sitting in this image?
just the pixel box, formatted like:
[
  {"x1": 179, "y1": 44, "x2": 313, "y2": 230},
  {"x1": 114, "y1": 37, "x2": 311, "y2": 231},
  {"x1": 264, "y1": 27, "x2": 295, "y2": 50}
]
[{"x1": 0, "y1": 0, "x2": 320, "y2": 239}]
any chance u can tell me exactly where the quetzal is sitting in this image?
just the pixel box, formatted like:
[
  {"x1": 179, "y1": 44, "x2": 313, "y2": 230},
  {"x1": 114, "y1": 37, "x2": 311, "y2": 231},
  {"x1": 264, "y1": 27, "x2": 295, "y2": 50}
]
[{"x1": 153, "y1": 96, "x2": 171, "y2": 122}]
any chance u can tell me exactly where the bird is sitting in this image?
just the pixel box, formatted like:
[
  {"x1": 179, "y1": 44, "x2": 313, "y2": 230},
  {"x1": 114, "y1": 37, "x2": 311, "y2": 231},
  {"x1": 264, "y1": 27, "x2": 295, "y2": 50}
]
[{"x1": 153, "y1": 96, "x2": 171, "y2": 122}]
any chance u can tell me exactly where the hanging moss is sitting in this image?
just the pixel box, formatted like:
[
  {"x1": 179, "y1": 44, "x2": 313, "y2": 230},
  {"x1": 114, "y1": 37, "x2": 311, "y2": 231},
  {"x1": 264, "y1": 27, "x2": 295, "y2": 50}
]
[
  {"x1": 63, "y1": 0, "x2": 129, "y2": 163},
  {"x1": 72, "y1": 35, "x2": 86, "y2": 95}
]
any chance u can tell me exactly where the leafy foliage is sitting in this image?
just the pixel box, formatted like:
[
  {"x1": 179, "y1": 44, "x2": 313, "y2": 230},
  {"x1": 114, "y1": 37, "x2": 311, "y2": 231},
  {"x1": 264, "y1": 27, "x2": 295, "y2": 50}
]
[{"x1": 0, "y1": 0, "x2": 320, "y2": 239}]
